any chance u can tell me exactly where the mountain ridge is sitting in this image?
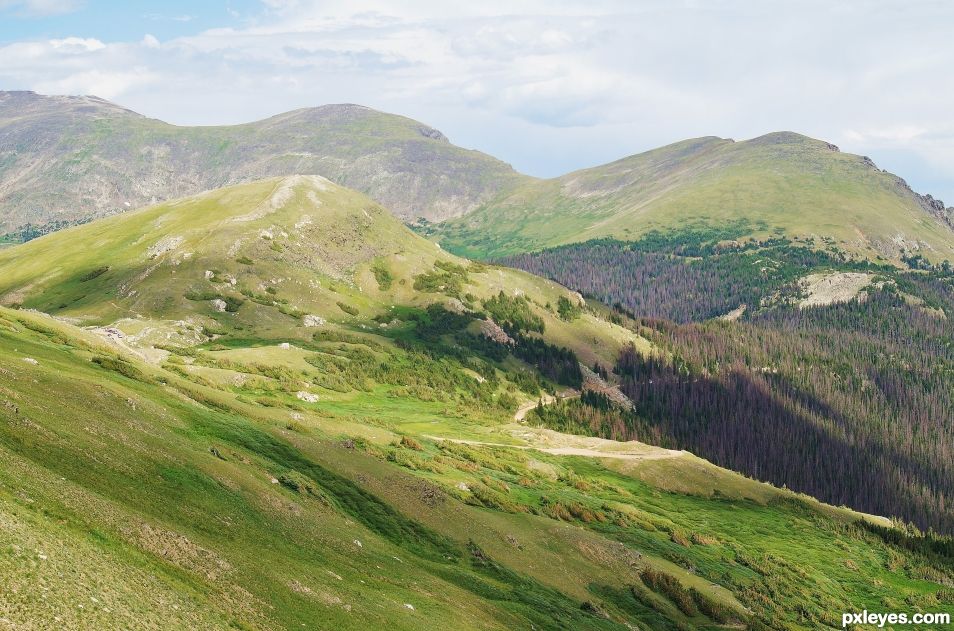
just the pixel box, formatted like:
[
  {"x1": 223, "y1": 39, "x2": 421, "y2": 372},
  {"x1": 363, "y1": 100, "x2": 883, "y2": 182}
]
[
  {"x1": 434, "y1": 130, "x2": 954, "y2": 262},
  {"x1": 0, "y1": 91, "x2": 527, "y2": 235}
]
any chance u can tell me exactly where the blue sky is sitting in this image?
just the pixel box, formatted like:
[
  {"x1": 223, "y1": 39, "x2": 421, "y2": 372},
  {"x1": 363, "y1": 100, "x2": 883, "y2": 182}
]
[
  {"x1": 2, "y1": 0, "x2": 954, "y2": 205},
  {"x1": 0, "y1": 1, "x2": 260, "y2": 42}
]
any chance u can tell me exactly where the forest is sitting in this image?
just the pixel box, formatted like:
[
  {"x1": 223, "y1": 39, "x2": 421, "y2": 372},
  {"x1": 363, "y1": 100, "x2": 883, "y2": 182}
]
[
  {"x1": 499, "y1": 232, "x2": 889, "y2": 322},
  {"x1": 514, "y1": 236, "x2": 954, "y2": 533}
]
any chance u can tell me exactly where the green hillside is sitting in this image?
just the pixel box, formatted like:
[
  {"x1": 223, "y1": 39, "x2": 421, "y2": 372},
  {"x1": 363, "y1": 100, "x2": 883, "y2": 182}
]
[
  {"x1": 0, "y1": 175, "x2": 636, "y2": 368},
  {"x1": 0, "y1": 177, "x2": 951, "y2": 629},
  {"x1": 434, "y1": 132, "x2": 954, "y2": 263},
  {"x1": 0, "y1": 91, "x2": 526, "y2": 236}
]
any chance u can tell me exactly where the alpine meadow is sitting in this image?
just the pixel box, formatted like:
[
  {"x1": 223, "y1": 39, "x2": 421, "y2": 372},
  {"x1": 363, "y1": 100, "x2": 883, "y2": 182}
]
[{"x1": 1, "y1": 3, "x2": 954, "y2": 630}]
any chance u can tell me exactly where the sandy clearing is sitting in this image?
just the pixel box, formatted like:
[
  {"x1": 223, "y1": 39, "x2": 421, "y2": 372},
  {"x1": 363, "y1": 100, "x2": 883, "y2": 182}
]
[
  {"x1": 800, "y1": 272, "x2": 873, "y2": 307},
  {"x1": 426, "y1": 426, "x2": 684, "y2": 462}
]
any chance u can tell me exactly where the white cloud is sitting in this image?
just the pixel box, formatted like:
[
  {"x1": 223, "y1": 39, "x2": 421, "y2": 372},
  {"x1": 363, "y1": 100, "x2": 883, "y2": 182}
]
[
  {"x1": 2, "y1": 0, "x2": 954, "y2": 202},
  {"x1": 48, "y1": 37, "x2": 105, "y2": 52}
]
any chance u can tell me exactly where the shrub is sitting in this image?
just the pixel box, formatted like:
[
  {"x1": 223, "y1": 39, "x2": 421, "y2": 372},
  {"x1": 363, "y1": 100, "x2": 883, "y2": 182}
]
[
  {"x1": 640, "y1": 568, "x2": 698, "y2": 616},
  {"x1": 185, "y1": 289, "x2": 219, "y2": 301},
  {"x1": 557, "y1": 295, "x2": 581, "y2": 321},
  {"x1": 372, "y1": 261, "x2": 394, "y2": 290},
  {"x1": 80, "y1": 266, "x2": 109, "y2": 282},
  {"x1": 400, "y1": 435, "x2": 423, "y2": 451},
  {"x1": 236, "y1": 256, "x2": 254, "y2": 265},
  {"x1": 482, "y1": 291, "x2": 544, "y2": 334},
  {"x1": 91, "y1": 355, "x2": 146, "y2": 382},
  {"x1": 223, "y1": 295, "x2": 245, "y2": 312},
  {"x1": 670, "y1": 530, "x2": 692, "y2": 547},
  {"x1": 336, "y1": 301, "x2": 359, "y2": 316}
]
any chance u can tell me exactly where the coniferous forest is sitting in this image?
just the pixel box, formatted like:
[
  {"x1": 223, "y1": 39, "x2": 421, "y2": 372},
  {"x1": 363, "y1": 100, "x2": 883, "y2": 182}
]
[{"x1": 514, "y1": 237, "x2": 954, "y2": 533}]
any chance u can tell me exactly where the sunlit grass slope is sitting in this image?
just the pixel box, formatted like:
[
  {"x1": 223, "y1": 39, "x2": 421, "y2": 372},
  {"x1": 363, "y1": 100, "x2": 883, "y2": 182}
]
[
  {"x1": 1, "y1": 308, "x2": 951, "y2": 630},
  {"x1": 436, "y1": 132, "x2": 954, "y2": 263},
  {"x1": 0, "y1": 175, "x2": 639, "y2": 366}
]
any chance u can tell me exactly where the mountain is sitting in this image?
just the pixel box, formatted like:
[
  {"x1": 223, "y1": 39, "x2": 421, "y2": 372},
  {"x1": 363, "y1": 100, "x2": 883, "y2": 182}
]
[
  {"x1": 0, "y1": 175, "x2": 634, "y2": 367},
  {"x1": 2, "y1": 177, "x2": 951, "y2": 629},
  {"x1": 434, "y1": 132, "x2": 954, "y2": 263},
  {"x1": 0, "y1": 91, "x2": 526, "y2": 237}
]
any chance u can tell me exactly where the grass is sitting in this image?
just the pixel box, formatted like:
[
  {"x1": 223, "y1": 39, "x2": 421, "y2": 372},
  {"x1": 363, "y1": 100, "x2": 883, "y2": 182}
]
[
  {"x1": 0, "y1": 176, "x2": 951, "y2": 629},
  {"x1": 0, "y1": 307, "x2": 952, "y2": 629},
  {"x1": 433, "y1": 132, "x2": 954, "y2": 264}
]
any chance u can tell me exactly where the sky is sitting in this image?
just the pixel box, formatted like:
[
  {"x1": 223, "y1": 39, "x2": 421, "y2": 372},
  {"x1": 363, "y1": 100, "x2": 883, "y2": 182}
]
[{"x1": 1, "y1": 0, "x2": 953, "y2": 204}]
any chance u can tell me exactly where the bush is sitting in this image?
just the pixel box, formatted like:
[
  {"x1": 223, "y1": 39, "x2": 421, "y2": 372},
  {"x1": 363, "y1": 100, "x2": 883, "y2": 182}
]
[
  {"x1": 91, "y1": 355, "x2": 147, "y2": 382},
  {"x1": 336, "y1": 301, "x2": 359, "y2": 316},
  {"x1": 223, "y1": 295, "x2": 245, "y2": 312},
  {"x1": 640, "y1": 568, "x2": 698, "y2": 616},
  {"x1": 79, "y1": 266, "x2": 109, "y2": 282},
  {"x1": 557, "y1": 295, "x2": 581, "y2": 321},
  {"x1": 372, "y1": 261, "x2": 394, "y2": 290},
  {"x1": 185, "y1": 289, "x2": 219, "y2": 301},
  {"x1": 413, "y1": 261, "x2": 469, "y2": 297},
  {"x1": 482, "y1": 291, "x2": 544, "y2": 334},
  {"x1": 400, "y1": 435, "x2": 423, "y2": 451}
]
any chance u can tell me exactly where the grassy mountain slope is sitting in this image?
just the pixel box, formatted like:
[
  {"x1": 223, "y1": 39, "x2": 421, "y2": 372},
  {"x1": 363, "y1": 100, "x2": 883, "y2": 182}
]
[
  {"x1": 3, "y1": 290, "x2": 952, "y2": 629},
  {"x1": 0, "y1": 175, "x2": 638, "y2": 369},
  {"x1": 435, "y1": 132, "x2": 954, "y2": 263},
  {"x1": 0, "y1": 177, "x2": 952, "y2": 628},
  {"x1": 0, "y1": 91, "x2": 526, "y2": 235}
]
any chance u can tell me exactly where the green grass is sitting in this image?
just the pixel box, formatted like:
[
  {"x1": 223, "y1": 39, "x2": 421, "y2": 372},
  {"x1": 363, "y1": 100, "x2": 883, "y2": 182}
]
[
  {"x1": 0, "y1": 307, "x2": 951, "y2": 629},
  {"x1": 0, "y1": 175, "x2": 951, "y2": 629},
  {"x1": 433, "y1": 132, "x2": 954, "y2": 264}
]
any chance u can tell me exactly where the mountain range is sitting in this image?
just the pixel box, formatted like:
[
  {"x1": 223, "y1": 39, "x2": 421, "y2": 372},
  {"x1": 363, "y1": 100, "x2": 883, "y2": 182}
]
[
  {"x1": 0, "y1": 92, "x2": 952, "y2": 630},
  {"x1": 0, "y1": 91, "x2": 522, "y2": 235},
  {"x1": 3, "y1": 91, "x2": 954, "y2": 266}
]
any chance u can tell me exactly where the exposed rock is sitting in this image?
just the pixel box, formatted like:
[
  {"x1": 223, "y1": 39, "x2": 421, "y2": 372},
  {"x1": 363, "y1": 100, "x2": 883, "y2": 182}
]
[
  {"x1": 580, "y1": 364, "x2": 634, "y2": 410},
  {"x1": 718, "y1": 304, "x2": 746, "y2": 321},
  {"x1": 211, "y1": 298, "x2": 227, "y2": 312},
  {"x1": 799, "y1": 272, "x2": 874, "y2": 308},
  {"x1": 418, "y1": 126, "x2": 448, "y2": 142},
  {"x1": 303, "y1": 314, "x2": 325, "y2": 327},
  {"x1": 478, "y1": 319, "x2": 514, "y2": 345},
  {"x1": 146, "y1": 235, "x2": 183, "y2": 259},
  {"x1": 444, "y1": 297, "x2": 467, "y2": 314},
  {"x1": 296, "y1": 391, "x2": 319, "y2": 403}
]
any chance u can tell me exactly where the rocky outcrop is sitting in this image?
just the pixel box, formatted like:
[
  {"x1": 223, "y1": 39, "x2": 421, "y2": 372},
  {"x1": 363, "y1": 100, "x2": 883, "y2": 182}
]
[
  {"x1": 580, "y1": 364, "x2": 634, "y2": 410},
  {"x1": 478, "y1": 319, "x2": 514, "y2": 345}
]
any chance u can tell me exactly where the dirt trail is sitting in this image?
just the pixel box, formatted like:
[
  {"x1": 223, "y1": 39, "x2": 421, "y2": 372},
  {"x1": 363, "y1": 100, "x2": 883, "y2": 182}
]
[
  {"x1": 513, "y1": 395, "x2": 554, "y2": 421},
  {"x1": 513, "y1": 391, "x2": 578, "y2": 421},
  {"x1": 426, "y1": 426, "x2": 685, "y2": 462}
]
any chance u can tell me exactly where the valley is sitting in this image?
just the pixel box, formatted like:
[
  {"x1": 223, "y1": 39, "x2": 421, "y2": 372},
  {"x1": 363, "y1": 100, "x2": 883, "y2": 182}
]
[{"x1": 0, "y1": 94, "x2": 952, "y2": 630}]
